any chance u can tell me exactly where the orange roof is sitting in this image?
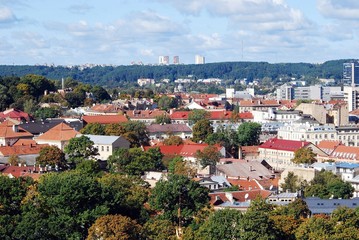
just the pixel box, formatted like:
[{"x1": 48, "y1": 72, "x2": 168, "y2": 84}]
[
  {"x1": 209, "y1": 111, "x2": 232, "y2": 120},
  {"x1": 13, "y1": 139, "x2": 38, "y2": 146},
  {"x1": 227, "y1": 179, "x2": 262, "y2": 191},
  {"x1": 1, "y1": 166, "x2": 42, "y2": 179},
  {"x1": 90, "y1": 104, "x2": 122, "y2": 113},
  {"x1": 0, "y1": 108, "x2": 31, "y2": 122},
  {"x1": 0, "y1": 143, "x2": 49, "y2": 156},
  {"x1": 125, "y1": 109, "x2": 167, "y2": 119},
  {"x1": 329, "y1": 145, "x2": 359, "y2": 160},
  {"x1": 239, "y1": 99, "x2": 280, "y2": 107},
  {"x1": 209, "y1": 189, "x2": 271, "y2": 205},
  {"x1": 82, "y1": 115, "x2": 128, "y2": 124},
  {"x1": 170, "y1": 111, "x2": 190, "y2": 120},
  {"x1": 35, "y1": 122, "x2": 79, "y2": 141},
  {"x1": 0, "y1": 120, "x2": 33, "y2": 139},
  {"x1": 238, "y1": 112, "x2": 253, "y2": 119},
  {"x1": 317, "y1": 140, "x2": 342, "y2": 155},
  {"x1": 349, "y1": 109, "x2": 359, "y2": 115},
  {"x1": 144, "y1": 143, "x2": 222, "y2": 158},
  {"x1": 241, "y1": 146, "x2": 259, "y2": 154}
]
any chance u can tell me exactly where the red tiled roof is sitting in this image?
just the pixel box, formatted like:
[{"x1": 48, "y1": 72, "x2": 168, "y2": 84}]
[
  {"x1": 0, "y1": 143, "x2": 49, "y2": 156},
  {"x1": 238, "y1": 112, "x2": 253, "y2": 119},
  {"x1": 317, "y1": 140, "x2": 342, "y2": 154},
  {"x1": 259, "y1": 137, "x2": 311, "y2": 152},
  {"x1": 13, "y1": 139, "x2": 38, "y2": 146},
  {"x1": 144, "y1": 143, "x2": 222, "y2": 158},
  {"x1": 329, "y1": 145, "x2": 359, "y2": 160},
  {"x1": 0, "y1": 108, "x2": 31, "y2": 122},
  {"x1": 1, "y1": 166, "x2": 40, "y2": 178},
  {"x1": 227, "y1": 179, "x2": 262, "y2": 191},
  {"x1": 209, "y1": 111, "x2": 232, "y2": 120},
  {"x1": 90, "y1": 104, "x2": 122, "y2": 113},
  {"x1": 35, "y1": 122, "x2": 79, "y2": 141},
  {"x1": 0, "y1": 120, "x2": 33, "y2": 139},
  {"x1": 170, "y1": 111, "x2": 190, "y2": 120},
  {"x1": 241, "y1": 146, "x2": 259, "y2": 154},
  {"x1": 82, "y1": 115, "x2": 128, "y2": 124},
  {"x1": 209, "y1": 189, "x2": 271, "y2": 205}
]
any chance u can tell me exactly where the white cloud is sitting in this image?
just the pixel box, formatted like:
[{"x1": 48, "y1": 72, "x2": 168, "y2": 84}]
[
  {"x1": 68, "y1": 4, "x2": 93, "y2": 14},
  {"x1": 317, "y1": 0, "x2": 359, "y2": 20},
  {"x1": 0, "y1": 7, "x2": 17, "y2": 24}
]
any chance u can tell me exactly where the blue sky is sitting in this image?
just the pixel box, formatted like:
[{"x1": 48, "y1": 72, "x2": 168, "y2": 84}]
[{"x1": 0, "y1": 0, "x2": 358, "y2": 65}]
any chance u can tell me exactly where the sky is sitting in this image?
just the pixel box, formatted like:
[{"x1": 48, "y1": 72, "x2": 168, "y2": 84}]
[{"x1": 0, "y1": 0, "x2": 358, "y2": 66}]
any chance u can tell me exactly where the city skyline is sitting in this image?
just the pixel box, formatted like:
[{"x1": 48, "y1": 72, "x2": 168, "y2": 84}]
[{"x1": 0, "y1": 0, "x2": 359, "y2": 66}]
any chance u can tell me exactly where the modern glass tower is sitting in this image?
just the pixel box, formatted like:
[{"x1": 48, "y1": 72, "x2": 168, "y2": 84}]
[{"x1": 343, "y1": 61, "x2": 359, "y2": 86}]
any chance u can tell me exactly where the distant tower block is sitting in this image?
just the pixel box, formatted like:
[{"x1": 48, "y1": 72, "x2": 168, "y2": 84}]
[
  {"x1": 159, "y1": 56, "x2": 169, "y2": 65},
  {"x1": 195, "y1": 55, "x2": 205, "y2": 64},
  {"x1": 173, "y1": 56, "x2": 179, "y2": 64}
]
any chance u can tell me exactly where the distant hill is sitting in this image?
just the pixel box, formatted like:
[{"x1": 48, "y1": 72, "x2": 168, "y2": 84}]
[{"x1": 0, "y1": 59, "x2": 354, "y2": 87}]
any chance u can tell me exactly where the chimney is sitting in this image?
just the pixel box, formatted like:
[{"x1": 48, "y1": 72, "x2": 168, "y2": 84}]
[
  {"x1": 12, "y1": 125, "x2": 18, "y2": 132},
  {"x1": 225, "y1": 192, "x2": 234, "y2": 203}
]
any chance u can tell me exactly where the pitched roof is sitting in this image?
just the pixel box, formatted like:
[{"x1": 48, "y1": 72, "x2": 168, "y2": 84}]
[
  {"x1": 209, "y1": 189, "x2": 272, "y2": 205},
  {"x1": 82, "y1": 115, "x2": 128, "y2": 124},
  {"x1": 238, "y1": 112, "x2": 254, "y2": 119},
  {"x1": 1, "y1": 166, "x2": 42, "y2": 178},
  {"x1": 35, "y1": 122, "x2": 79, "y2": 141},
  {"x1": 329, "y1": 145, "x2": 359, "y2": 160},
  {"x1": 317, "y1": 140, "x2": 342, "y2": 155},
  {"x1": 209, "y1": 111, "x2": 232, "y2": 120},
  {"x1": 20, "y1": 119, "x2": 83, "y2": 135},
  {"x1": 241, "y1": 146, "x2": 259, "y2": 154},
  {"x1": 146, "y1": 124, "x2": 192, "y2": 133},
  {"x1": 259, "y1": 137, "x2": 311, "y2": 152},
  {"x1": 83, "y1": 134, "x2": 130, "y2": 147},
  {"x1": 0, "y1": 120, "x2": 33, "y2": 139},
  {"x1": 170, "y1": 111, "x2": 190, "y2": 120},
  {"x1": 227, "y1": 179, "x2": 262, "y2": 191},
  {"x1": 0, "y1": 143, "x2": 49, "y2": 156},
  {"x1": 125, "y1": 110, "x2": 167, "y2": 119},
  {"x1": 216, "y1": 160, "x2": 274, "y2": 179},
  {"x1": 0, "y1": 108, "x2": 31, "y2": 122}
]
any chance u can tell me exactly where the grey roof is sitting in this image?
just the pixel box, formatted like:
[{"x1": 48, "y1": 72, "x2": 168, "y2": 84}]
[
  {"x1": 0, "y1": 154, "x2": 38, "y2": 166},
  {"x1": 211, "y1": 175, "x2": 231, "y2": 187},
  {"x1": 20, "y1": 119, "x2": 83, "y2": 135},
  {"x1": 216, "y1": 161, "x2": 274, "y2": 179},
  {"x1": 268, "y1": 192, "x2": 298, "y2": 198},
  {"x1": 304, "y1": 197, "x2": 359, "y2": 215},
  {"x1": 84, "y1": 134, "x2": 129, "y2": 145},
  {"x1": 146, "y1": 124, "x2": 192, "y2": 133}
]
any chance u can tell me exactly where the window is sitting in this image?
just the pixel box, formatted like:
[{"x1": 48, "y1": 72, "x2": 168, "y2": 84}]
[
  {"x1": 101, "y1": 146, "x2": 104, "y2": 151},
  {"x1": 107, "y1": 146, "x2": 110, "y2": 152}
]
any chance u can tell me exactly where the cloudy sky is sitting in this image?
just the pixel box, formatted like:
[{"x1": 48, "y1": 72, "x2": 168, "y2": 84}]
[{"x1": 0, "y1": 0, "x2": 358, "y2": 65}]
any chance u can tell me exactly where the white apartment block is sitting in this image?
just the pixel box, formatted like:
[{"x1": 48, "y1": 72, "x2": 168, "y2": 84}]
[
  {"x1": 195, "y1": 55, "x2": 205, "y2": 64},
  {"x1": 252, "y1": 108, "x2": 301, "y2": 124},
  {"x1": 344, "y1": 85, "x2": 359, "y2": 112},
  {"x1": 278, "y1": 122, "x2": 359, "y2": 147}
]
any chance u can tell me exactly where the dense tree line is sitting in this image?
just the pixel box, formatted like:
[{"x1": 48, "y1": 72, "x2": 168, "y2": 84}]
[{"x1": 0, "y1": 59, "x2": 351, "y2": 88}]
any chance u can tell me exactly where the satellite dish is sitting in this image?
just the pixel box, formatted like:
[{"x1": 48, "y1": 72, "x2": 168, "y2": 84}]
[
  {"x1": 244, "y1": 193, "x2": 249, "y2": 200},
  {"x1": 269, "y1": 185, "x2": 273, "y2": 190}
]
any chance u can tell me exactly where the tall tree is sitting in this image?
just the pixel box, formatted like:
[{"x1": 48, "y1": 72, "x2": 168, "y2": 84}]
[
  {"x1": 64, "y1": 135, "x2": 98, "y2": 166},
  {"x1": 292, "y1": 147, "x2": 317, "y2": 164},
  {"x1": 188, "y1": 109, "x2": 210, "y2": 125},
  {"x1": 36, "y1": 145, "x2": 66, "y2": 169},
  {"x1": 80, "y1": 122, "x2": 106, "y2": 135},
  {"x1": 87, "y1": 214, "x2": 141, "y2": 240},
  {"x1": 142, "y1": 218, "x2": 177, "y2": 240},
  {"x1": 149, "y1": 174, "x2": 209, "y2": 227},
  {"x1": 237, "y1": 122, "x2": 261, "y2": 146},
  {"x1": 192, "y1": 119, "x2": 213, "y2": 143},
  {"x1": 281, "y1": 171, "x2": 300, "y2": 192},
  {"x1": 195, "y1": 145, "x2": 221, "y2": 169},
  {"x1": 155, "y1": 114, "x2": 172, "y2": 124}
]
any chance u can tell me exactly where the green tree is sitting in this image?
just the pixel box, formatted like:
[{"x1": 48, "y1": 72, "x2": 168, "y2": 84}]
[
  {"x1": 292, "y1": 147, "x2": 317, "y2": 164},
  {"x1": 157, "y1": 95, "x2": 178, "y2": 110},
  {"x1": 163, "y1": 135, "x2": 183, "y2": 146},
  {"x1": 155, "y1": 114, "x2": 172, "y2": 124},
  {"x1": 168, "y1": 156, "x2": 196, "y2": 178},
  {"x1": 91, "y1": 85, "x2": 111, "y2": 103},
  {"x1": 270, "y1": 215, "x2": 302, "y2": 240},
  {"x1": 241, "y1": 196, "x2": 277, "y2": 240},
  {"x1": 281, "y1": 171, "x2": 300, "y2": 192},
  {"x1": 8, "y1": 154, "x2": 19, "y2": 166},
  {"x1": 142, "y1": 218, "x2": 176, "y2": 240},
  {"x1": 192, "y1": 119, "x2": 213, "y2": 143},
  {"x1": 104, "y1": 123, "x2": 122, "y2": 136},
  {"x1": 237, "y1": 122, "x2": 261, "y2": 146},
  {"x1": 196, "y1": 209, "x2": 242, "y2": 240},
  {"x1": 34, "y1": 107, "x2": 60, "y2": 119},
  {"x1": 119, "y1": 121, "x2": 149, "y2": 147},
  {"x1": 108, "y1": 147, "x2": 163, "y2": 175},
  {"x1": 149, "y1": 174, "x2": 209, "y2": 227},
  {"x1": 65, "y1": 92, "x2": 85, "y2": 108},
  {"x1": 304, "y1": 170, "x2": 354, "y2": 199},
  {"x1": 23, "y1": 98, "x2": 38, "y2": 116},
  {"x1": 87, "y1": 214, "x2": 141, "y2": 240},
  {"x1": 188, "y1": 109, "x2": 210, "y2": 125},
  {"x1": 64, "y1": 135, "x2": 99, "y2": 166},
  {"x1": 80, "y1": 122, "x2": 106, "y2": 135},
  {"x1": 75, "y1": 160, "x2": 102, "y2": 177},
  {"x1": 295, "y1": 215, "x2": 334, "y2": 240},
  {"x1": 36, "y1": 145, "x2": 66, "y2": 169},
  {"x1": 206, "y1": 125, "x2": 239, "y2": 158},
  {"x1": 195, "y1": 145, "x2": 221, "y2": 169},
  {"x1": 14, "y1": 172, "x2": 108, "y2": 240}
]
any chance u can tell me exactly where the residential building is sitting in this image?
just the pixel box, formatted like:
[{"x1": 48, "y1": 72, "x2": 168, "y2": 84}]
[
  {"x1": 216, "y1": 160, "x2": 275, "y2": 180},
  {"x1": 0, "y1": 108, "x2": 32, "y2": 122},
  {"x1": 83, "y1": 134, "x2": 130, "y2": 161},
  {"x1": 0, "y1": 120, "x2": 33, "y2": 146},
  {"x1": 146, "y1": 124, "x2": 192, "y2": 140},
  {"x1": 343, "y1": 61, "x2": 359, "y2": 86},
  {"x1": 196, "y1": 176, "x2": 231, "y2": 191},
  {"x1": 82, "y1": 115, "x2": 128, "y2": 126},
  {"x1": 34, "y1": 122, "x2": 79, "y2": 150},
  {"x1": 159, "y1": 56, "x2": 169, "y2": 65},
  {"x1": 137, "y1": 78, "x2": 155, "y2": 86},
  {"x1": 258, "y1": 138, "x2": 327, "y2": 170},
  {"x1": 252, "y1": 108, "x2": 301, "y2": 123},
  {"x1": 195, "y1": 55, "x2": 205, "y2": 64},
  {"x1": 237, "y1": 100, "x2": 280, "y2": 113},
  {"x1": 304, "y1": 197, "x2": 359, "y2": 216},
  {"x1": 276, "y1": 84, "x2": 294, "y2": 101},
  {"x1": 20, "y1": 119, "x2": 83, "y2": 137},
  {"x1": 173, "y1": 56, "x2": 179, "y2": 64},
  {"x1": 343, "y1": 85, "x2": 359, "y2": 111},
  {"x1": 124, "y1": 109, "x2": 167, "y2": 125},
  {"x1": 295, "y1": 103, "x2": 327, "y2": 125},
  {"x1": 268, "y1": 192, "x2": 298, "y2": 205}
]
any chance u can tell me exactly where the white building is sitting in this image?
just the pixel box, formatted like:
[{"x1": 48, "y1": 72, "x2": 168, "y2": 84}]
[
  {"x1": 159, "y1": 56, "x2": 169, "y2": 65},
  {"x1": 344, "y1": 85, "x2": 359, "y2": 112},
  {"x1": 252, "y1": 108, "x2": 301, "y2": 124},
  {"x1": 195, "y1": 55, "x2": 205, "y2": 64}
]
